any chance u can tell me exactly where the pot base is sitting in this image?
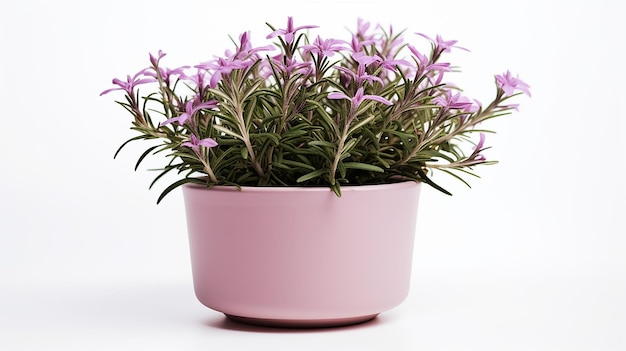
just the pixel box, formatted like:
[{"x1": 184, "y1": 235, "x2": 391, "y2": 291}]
[{"x1": 225, "y1": 313, "x2": 378, "y2": 329}]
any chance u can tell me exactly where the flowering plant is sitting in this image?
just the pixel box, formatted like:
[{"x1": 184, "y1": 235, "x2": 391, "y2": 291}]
[{"x1": 102, "y1": 17, "x2": 529, "y2": 203}]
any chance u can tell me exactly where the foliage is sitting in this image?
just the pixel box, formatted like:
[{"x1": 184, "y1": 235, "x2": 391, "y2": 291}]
[{"x1": 101, "y1": 17, "x2": 530, "y2": 203}]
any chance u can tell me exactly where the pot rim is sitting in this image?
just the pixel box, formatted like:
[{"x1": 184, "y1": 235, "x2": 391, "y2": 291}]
[{"x1": 183, "y1": 180, "x2": 420, "y2": 193}]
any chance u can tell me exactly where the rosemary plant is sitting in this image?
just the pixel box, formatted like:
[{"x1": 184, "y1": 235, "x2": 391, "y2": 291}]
[{"x1": 101, "y1": 17, "x2": 530, "y2": 202}]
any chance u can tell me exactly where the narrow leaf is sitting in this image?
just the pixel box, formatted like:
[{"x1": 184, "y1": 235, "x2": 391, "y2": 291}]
[
  {"x1": 280, "y1": 159, "x2": 316, "y2": 171},
  {"x1": 114, "y1": 135, "x2": 145, "y2": 159},
  {"x1": 149, "y1": 164, "x2": 180, "y2": 189},
  {"x1": 347, "y1": 115, "x2": 376, "y2": 136},
  {"x1": 344, "y1": 162, "x2": 385, "y2": 173},
  {"x1": 135, "y1": 145, "x2": 160, "y2": 171},
  {"x1": 308, "y1": 140, "x2": 337, "y2": 148},
  {"x1": 296, "y1": 168, "x2": 329, "y2": 183},
  {"x1": 213, "y1": 124, "x2": 244, "y2": 140},
  {"x1": 157, "y1": 178, "x2": 207, "y2": 204},
  {"x1": 416, "y1": 167, "x2": 452, "y2": 195}
]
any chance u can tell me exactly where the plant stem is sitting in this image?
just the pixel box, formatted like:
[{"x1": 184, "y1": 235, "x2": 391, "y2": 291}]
[
  {"x1": 329, "y1": 108, "x2": 355, "y2": 184},
  {"x1": 235, "y1": 105, "x2": 266, "y2": 180},
  {"x1": 202, "y1": 158, "x2": 218, "y2": 183},
  {"x1": 195, "y1": 149, "x2": 218, "y2": 183},
  {"x1": 329, "y1": 130, "x2": 348, "y2": 185}
]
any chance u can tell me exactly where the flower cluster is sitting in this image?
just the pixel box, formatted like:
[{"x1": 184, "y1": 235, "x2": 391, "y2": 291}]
[{"x1": 102, "y1": 17, "x2": 530, "y2": 202}]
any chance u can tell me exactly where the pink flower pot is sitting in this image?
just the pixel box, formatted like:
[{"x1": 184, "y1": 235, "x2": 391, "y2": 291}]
[{"x1": 182, "y1": 181, "x2": 421, "y2": 328}]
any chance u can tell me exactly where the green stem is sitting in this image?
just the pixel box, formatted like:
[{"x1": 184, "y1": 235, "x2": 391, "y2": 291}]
[
  {"x1": 235, "y1": 105, "x2": 266, "y2": 180},
  {"x1": 197, "y1": 150, "x2": 218, "y2": 183},
  {"x1": 329, "y1": 129, "x2": 348, "y2": 185},
  {"x1": 329, "y1": 108, "x2": 355, "y2": 184}
]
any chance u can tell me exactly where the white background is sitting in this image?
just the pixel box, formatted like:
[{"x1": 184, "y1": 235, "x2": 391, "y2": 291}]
[{"x1": 1, "y1": 0, "x2": 625, "y2": 350}]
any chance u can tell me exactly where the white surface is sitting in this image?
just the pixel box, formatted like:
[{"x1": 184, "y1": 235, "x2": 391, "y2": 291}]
[{"x1": 1, "y1": 0, "x2": 625, "y2": 350}]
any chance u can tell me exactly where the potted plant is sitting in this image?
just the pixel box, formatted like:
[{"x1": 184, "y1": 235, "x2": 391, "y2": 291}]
[{"x1": 101, "y1": 16, "x2": 529, "y2": 328}]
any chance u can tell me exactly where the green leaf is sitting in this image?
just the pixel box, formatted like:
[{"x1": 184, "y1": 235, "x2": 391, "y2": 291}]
[
  {"x1": 374, "y1": 156, "x2": 391, "y2": 168},
  {"x1": 342, "y1": 138, "x2": 358, "y2": 154},
  {"x1": 361, "y1": 128, "x2": 380, "y2": 150},
  {"x1": 249, "y1": 132, "x2": 280, "y2": 145},
  {"x1": 416, "y1": 167, "x2": 452, "y2": 195},
  {"x1": 241, "y1": 78, "x2": 263, "y2": 101},
  {"x1": 114, "y1": 135, "x2": 145, "y2": 159},
  {"x1": 280, "y1": 159, "x2": 316, "y2": 171},
  {"x1": 271, "y1": 161, "x2": 292, "y2": 170},
  {"x1": 343, "y1": 162, "x2": 385, "y2": 173},
  {"x1": 207, "y1": 88, "x2": 235, "y2": 105},
  {"x1": 331, "y1": 182, "x2": 342, "y2": 197},
  {"x1": 296, "y1": 168, "x2": 329, "y2": 183},
  {"x1": 149, "y1": 164, "x2": 180, "y2": 189},
  {"x1": 338, "y1": 161, "x2": 346, "y2": 178},
  {"x1": 438, "y1": 169, "x2": 472, "y2": 188},
  {"x1": 213, "y1": 124, "x2": 244, "y2": 140},
  {"x1": 308, "y1": 140, "x2": 336, "y2": 149},
  {"x1": 157, "y1": 177, "x2": 207, "y2": 204},
  {"x1": 236, "y1": 171, "x2": 257, "y2": 184},
  {"x1": 347, "y1": 115, "x2": 376, "y2": 136},
  {"x1": 135, "y1": 145, "x2": 160, "y2": 171},
  {"x1": 307, "y1": 99, "x2": 339, "y2": 134}
]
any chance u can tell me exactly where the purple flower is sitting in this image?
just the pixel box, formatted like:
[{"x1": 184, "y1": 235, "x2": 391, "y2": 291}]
[
  {"x1": 182, "y1": 134, "x2": 218, "y2": 152},
  {"x1": 377, "y1": 25, "x2": 404, "y2": 59},
  {"x1": 335, "y1": 64, "x2": 383, "y2": 86},
  {"x1": 350, "y1": 51, "x2": 410, "y2": 75},
  {"x1": 356, "y1": 18, "x2": 375, "y2": 41},
  {"x1": 499, "y1": 103, "x2": 520, "y2": 111},
  {"x1": 349, "y1": 18, "x2": 378, "y2": 51},
  {"x1": 328, "y1": 87, "x2": 392, "y2": 111},
  {"x1": 496, "y1": 71, "x2": 531, "y2": 97},
  {"x1": 377, "y1": 56, "x2": 412, "y2": 73},
  {"x1": 99, "y1": 69, "x2": 155, "y2": 96},
  {"x1": 470, "y1": 133, "x2": 487, "y2": 162},
  {"x1": 408, "y1": 45, "x2": 451, "y2": 75},
  {"x1": 161, "y1": 99, "x2": 218, "y2": 126},
  {"x1": 352, "y1": 51, "x2": 381, "y2": 66},
  {"x1": 145, "y1": 65, "x2": 189, "y2": 82},
  {"x1": 144, "y1": 50, "x2": 190, "y2": 83},
  {"x1": 416, "y1": 33, "x2": 469, "y2": 55},
  {"x1": 149, "y1": 50, "x2": 166, "y2": 67},
  {"x1": 196, "y1": 56, "x2": 250, "y2": 88},
  {"x1": 180, "y1": 69, "x2": 211, "y2": 91},
  {"x1": 232, "y1": 31, "x2": 274, "y2": 60},
  {"x1": 269, "y1": 55, "x2": 312, "y2": 76},
  {"x1": 266, "y1": 16, "x2": 318, "y2": 44},
  {"x1": 349, "y1": 35, "x2": 376, "y2": 53},
  {"x1": 301, "y1": 35, "x2": 347, "y2": 58},
  {"x1": 432, "y1": 90, "x2": 478, "y2": 113},
  {"x1": 475, "y1": 132, "x2": 485, "y2": 149}
]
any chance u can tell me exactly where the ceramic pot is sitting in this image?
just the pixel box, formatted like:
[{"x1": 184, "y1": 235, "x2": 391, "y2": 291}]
[{"x1": 182, "y1": 181, "x2": 421, "y2": 328}]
